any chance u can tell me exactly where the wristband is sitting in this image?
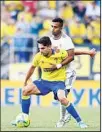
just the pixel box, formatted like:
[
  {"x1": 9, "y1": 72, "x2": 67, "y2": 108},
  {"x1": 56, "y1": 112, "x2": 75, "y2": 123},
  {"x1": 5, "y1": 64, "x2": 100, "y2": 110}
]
[{"x1": 56, "y1": 64, "x2": 62, "y2": 69}]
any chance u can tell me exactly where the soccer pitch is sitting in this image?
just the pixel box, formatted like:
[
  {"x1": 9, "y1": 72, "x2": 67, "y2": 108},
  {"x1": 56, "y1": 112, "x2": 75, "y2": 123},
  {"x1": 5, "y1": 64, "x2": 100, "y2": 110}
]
[{"x1": 1, "y1": 106, "x2": 100, "y2": 131}]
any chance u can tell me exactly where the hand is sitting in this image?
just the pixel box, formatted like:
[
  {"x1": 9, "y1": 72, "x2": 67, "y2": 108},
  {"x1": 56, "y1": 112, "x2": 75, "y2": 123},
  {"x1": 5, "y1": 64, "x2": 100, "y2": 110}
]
[
  {"x1": 50, "y1": 64, "x2": 57, "y2": 71},
  {"x1": 89, "y1": 48, "x2": 96, "y2": 58}
]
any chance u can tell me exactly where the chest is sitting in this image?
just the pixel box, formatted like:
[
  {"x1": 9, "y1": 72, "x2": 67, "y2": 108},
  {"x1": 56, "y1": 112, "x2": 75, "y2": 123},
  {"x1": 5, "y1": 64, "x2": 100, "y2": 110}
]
[
  {"x1": 39, "y1": 55, "x2": 61, "y2": 68},
  {"x1": 51, "y1": 39, "x2": 64, "y2": 49}
]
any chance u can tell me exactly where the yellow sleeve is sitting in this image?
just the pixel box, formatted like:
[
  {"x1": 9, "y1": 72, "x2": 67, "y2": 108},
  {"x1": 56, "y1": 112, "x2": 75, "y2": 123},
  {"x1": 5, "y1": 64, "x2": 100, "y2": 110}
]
[
  {"x1": 60, "y1": 50, "x2": 68, "y2": 59},
  {"x1": 32, "y1": 53, "x2": 41, "y2": 67}
]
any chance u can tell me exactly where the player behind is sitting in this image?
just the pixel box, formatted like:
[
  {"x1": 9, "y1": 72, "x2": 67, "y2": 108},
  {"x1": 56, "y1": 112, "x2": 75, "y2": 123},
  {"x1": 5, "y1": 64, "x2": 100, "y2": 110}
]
[
  {"x1": 12, "y1": 36, "x2": 87, "y2": 128},
  {"x1": 49, "y1": 18, "x2": 96, "y2": 127}
]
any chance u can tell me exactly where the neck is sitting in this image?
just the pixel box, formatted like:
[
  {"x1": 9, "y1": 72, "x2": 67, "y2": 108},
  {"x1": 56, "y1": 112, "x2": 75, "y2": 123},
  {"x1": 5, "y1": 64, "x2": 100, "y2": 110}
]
[
  {"x1": 53, "y1": 32, "x2": 62, "y2": 40},
  {"x1": 46, "y1": 49, "x2": 53, "y2": 57}
]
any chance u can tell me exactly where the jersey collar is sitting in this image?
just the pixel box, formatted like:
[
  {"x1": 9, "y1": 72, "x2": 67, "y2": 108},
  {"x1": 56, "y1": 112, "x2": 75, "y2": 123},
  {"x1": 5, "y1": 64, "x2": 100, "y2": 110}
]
[{"x1": 52, "y1": 49, "x2": 55, "y2": 54}]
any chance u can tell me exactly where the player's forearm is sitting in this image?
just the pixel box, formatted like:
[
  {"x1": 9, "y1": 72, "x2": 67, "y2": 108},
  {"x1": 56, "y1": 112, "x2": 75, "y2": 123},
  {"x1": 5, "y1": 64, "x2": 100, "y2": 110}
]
[
  {"x1": 61, "y1": 56, "x2": 74, "y2": 66},
  {"x1": 74, "y1": 50, "x2": 90, "y2": 55},
  {"x1": 62, "y1": 49, "x2": 74, "y2": 65},
  {"x1": 24, "y1": 65, "x2": 35, "y2": 85},
  {"x1": 61, "y1": 49, "x2": 74, "y2": 66}
]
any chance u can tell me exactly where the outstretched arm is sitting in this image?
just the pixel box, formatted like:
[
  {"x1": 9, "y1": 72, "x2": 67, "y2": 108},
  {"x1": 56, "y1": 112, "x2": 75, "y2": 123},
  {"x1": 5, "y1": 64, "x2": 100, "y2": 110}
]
[
  {"x1": 45, "y1": 49, "x2": 74, "y2": 70},
  {"x1": 24, "y1": 65, "x2": 36, "y2": 86},
  {"x1": 61, "y1": 49, "x2": 74, "y2": 67},
  {"x1": 75, "y1": 48, "x2": 96, "y2": 58}
]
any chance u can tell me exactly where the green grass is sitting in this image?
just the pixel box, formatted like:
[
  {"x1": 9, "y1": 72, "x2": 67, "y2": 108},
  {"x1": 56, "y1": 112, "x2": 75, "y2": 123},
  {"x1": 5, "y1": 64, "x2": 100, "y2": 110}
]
[{"x1": 1, "y1": 106, "x2": 100, "y2": 131}]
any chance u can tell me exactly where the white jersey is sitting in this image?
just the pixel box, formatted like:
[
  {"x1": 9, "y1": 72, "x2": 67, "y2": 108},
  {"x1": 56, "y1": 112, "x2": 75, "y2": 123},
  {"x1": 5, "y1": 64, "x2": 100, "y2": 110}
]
[{"x1": 50, "y1": 32, "x2": 75, "y2": 73}]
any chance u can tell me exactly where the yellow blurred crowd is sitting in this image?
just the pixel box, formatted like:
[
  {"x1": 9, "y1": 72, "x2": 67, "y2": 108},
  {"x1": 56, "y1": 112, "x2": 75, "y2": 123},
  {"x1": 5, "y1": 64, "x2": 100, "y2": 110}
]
[{"x1": 1, "y1": 0, "x2": 100, "y2": 46}]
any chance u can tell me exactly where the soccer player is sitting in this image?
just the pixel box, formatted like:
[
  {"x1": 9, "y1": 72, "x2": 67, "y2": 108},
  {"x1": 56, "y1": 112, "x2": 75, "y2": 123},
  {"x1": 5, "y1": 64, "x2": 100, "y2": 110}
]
[
  {"x1": 12, "y1": 36, "x2": 87, "y2": 128},
  {"x1": 48, "y1": 18, "x2": 96, "y2": 128}
]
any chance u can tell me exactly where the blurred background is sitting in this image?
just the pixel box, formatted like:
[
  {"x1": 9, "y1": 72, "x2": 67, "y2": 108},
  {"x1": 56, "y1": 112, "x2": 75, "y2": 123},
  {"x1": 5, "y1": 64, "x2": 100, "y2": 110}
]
[{"x1": 1, "y1": 0, "x2": 100, "y2": 107}]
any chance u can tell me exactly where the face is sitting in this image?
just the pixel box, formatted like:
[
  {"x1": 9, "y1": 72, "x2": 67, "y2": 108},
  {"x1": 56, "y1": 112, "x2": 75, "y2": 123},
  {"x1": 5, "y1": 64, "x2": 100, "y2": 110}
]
[
  {"x1": 38, "y1": 44, "x2": 51, "y2": 56},
  {"x1": 51, "y1": 22, "x2": 62, "y2": 36}
]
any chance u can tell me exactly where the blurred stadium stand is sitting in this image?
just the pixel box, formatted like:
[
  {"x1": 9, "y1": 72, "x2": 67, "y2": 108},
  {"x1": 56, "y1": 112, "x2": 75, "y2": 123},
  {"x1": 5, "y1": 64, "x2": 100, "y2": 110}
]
[{"x1": 1, "y1": 0, "x2": 100, "y2": 80}]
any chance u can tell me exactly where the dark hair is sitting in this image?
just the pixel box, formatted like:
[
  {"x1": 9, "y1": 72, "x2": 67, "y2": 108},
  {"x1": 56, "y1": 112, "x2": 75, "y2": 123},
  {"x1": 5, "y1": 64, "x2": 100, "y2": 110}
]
[
  {"x1": 37, "y1": 36, "x2": 52, "y2": 46},
  {"x1": 52, "y1": 18, "x2": 64, "y2": 27}
]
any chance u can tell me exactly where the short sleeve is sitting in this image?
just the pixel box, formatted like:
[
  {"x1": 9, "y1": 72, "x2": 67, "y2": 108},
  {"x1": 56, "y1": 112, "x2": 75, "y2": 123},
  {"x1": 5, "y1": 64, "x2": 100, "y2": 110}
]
[
  {"x1": 62, "y1": 36, "x2": 74, "y2": 50},
  {"x1": 60, "y1": 50, "x2": 68, "y2": 59},
  {"x1": 32, "y1": 53, "x2": 40, "y2": 67}
]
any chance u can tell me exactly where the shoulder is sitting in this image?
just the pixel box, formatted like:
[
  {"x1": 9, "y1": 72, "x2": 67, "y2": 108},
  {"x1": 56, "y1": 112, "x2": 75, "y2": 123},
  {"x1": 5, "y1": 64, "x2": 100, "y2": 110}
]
[
  {"x1": 33, "y1": 52, "x2": 41, "y2": 59},
  {"x1": 62, "y1": 32, "x2": 72, "y2": 40},
  {"x1": 58, "y1": 49, "x2": 67, "y2": 55},
  {"x1": 62, "y1": 32, "x2": 74, "y2": 47}
]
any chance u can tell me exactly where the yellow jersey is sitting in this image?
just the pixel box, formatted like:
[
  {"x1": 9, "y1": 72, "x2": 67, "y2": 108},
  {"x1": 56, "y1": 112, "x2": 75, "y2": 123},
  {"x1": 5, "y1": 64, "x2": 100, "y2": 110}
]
[{"x1": 32, "y1": 50, "x2": 68, "y2": 81}]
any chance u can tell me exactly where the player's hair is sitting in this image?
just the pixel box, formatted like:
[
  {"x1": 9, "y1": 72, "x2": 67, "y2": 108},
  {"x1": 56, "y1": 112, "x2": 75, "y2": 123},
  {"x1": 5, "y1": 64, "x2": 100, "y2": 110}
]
[
  {"x1": 52, "y1": 18, "x2": 64, "y2": 27},
  {"x1": 37, "y1": 36, "x2": 52, "y2": 46}
]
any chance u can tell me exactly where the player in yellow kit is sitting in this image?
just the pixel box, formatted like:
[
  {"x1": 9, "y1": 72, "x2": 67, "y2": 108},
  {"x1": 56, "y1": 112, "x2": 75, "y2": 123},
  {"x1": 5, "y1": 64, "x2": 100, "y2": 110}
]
[
  {"x1": 12, "y1": 36, "x2": 87, "y2": 128},
  {"x1": 32, "y1": 48, "x2": 67, "y2": 82}
]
